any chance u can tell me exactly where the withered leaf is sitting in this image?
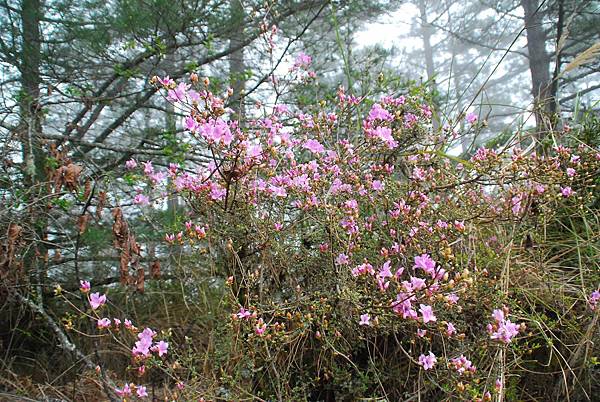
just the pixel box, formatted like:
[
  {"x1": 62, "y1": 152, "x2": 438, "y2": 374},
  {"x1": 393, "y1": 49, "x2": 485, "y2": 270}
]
[
  {"x1": 150, "y1": 260, "x2": 161, "y2": 279},
  {"x1": 136, "y1": 267, "x2": 145, "y2": 293},
  {"x1": 78, "y1": 214, "x2": 89, "y2": 235}
]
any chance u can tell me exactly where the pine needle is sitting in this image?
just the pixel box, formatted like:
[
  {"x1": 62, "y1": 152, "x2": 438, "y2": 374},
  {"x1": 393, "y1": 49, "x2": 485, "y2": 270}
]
[{"x1": 562, "y1": 42, "x2": 600, "y2": 74}]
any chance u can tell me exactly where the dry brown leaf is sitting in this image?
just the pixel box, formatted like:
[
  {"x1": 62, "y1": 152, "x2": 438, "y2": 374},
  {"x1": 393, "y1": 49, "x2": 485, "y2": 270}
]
[
  {"x1": 96, "y1": 191, "x2": 107, "y2": 219},
  {"x1": 63, "y1": 163, "x2": 83, "y2": 191},
  {"x1": 83, "y1": 180, "x2": 92, "y2": 200},
  {"x1": 136, "y1": 267, "x2": 145, "y2": 293},
  {"x1": 78, "y1": 214, "x2": 89, "y2": 235},
  {"x1": 150, "y1": 260, "x2": 161, "y2": 279}
]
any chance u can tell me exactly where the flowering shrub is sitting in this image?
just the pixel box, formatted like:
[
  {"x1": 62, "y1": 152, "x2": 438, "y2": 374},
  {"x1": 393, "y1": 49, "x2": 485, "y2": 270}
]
[{"x1": 57, "y1": 64, "x2": 599, "y2": 400}]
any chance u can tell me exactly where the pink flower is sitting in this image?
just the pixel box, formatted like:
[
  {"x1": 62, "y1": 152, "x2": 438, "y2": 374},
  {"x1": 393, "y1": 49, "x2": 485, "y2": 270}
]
[
  {"x1": 89, "y1": 292, "x2": 106, "y2": 310},
  {"x1": 274, "y1": 104, "x2": 290, "y2": 115},
  {"x1": 511, "y1": 194, "x2": 523, "y2": 215},
  {"x1": 412, "y1": 167, "x2": 426, "y2": 181},
  {"x1": 97, "y1": 318, "x2": 111, "y2": 329},
  {"x1": 450, "y1": 355, "x2": 475, "y2": 375},
  {"x1": 446, "y1": 293, "x2": 459, "y2": 304},
  {"x1": 446, "y1": 322, "x2": 456, "y2": 336},
  {"x1": 133, "y1": 194, "x2": 150, "y2": 205},
  {"x1": 492, "y1": 309, "x2": 505, "y2": 322},
  {"x1": 185, "y1": 115, "x2": 199, "y2": 132},
  {"x1": 590, "y1": 290, "x2": 600, "y2": 311},
  {"x1": 495, "y1": 378, "x2": 503, "y2": 391},
  {"x1": 132, "y1": 328, "x2": 156, "y2": 357},
  {"x1": 404, "y1": 113, "x2": 418, "y2": 128},
  {"x1": 466, "y1": 112, "x2": 478, "y2": 124},
  {"x1": 419, "y1": 304, "x2": 437, "y2": 324},
  {"x1": 142, "y1": 161, "x2": 154, "y2": 175},
  {"x1": 566, "y1": 167, "x2": 576, "y2": 177},
  {"x1": 303, "y1": 139, "x2": 325, "y2": 154},
  {"x1": 113, "y1": 318, "x2": 121, "y2": 326},
  {"x1": 255, "y1": 318, "x2": 267, "y2": 335},
  {"x1": 410, "y1": 276, "x2": 426, "y2": 290},
  {"x1": 79, "y1": 280, "x2": 91, "y2": 293},
  {"x1": 414, "y1": 254, "x2": 436, "y2": 276},
  {"x1": 125, "y1": 158, "x2": 137, "y2": 170},
  {"x1": 136, "y1": 385, "x2": 148, "y2": 398},
  {"x1": 417, "y1": 329, "x2": 427, "y2": 337},
  {"x1": 378, "y1": 261, "x2": 392, "y2": 278},
  {"x1": 371, "y1": 180, "x2": 384, "y2": 192},
  {"x1": 200, "y1": 119, "x2": 233, "y2": 146},
  {"x1": 237, "y1": 307, "x2": 252, "y2": 320},
  {"x1": 246, "y1": 143, "x2": 263, "y2": 160},
  {"x1": 560, "y1": 186, "x2": 574, "y2": 197},
  {"x1": 359, "y1": 313, "x2": 371, "y2": 326},
  {"x1": 395, "y1": 267, "x2": 405, "y2": 279},
  {"x1": 176, "y1": 381, "x2": 185, "y2": 390},
  {"x1": 368, "y1": 103, "x2": 393, "y2": 121},
  {"x1": 149, "y1": 172, "x2": 166, "y2": 184},
  {"x1": 294, "y1": 52, "x2": 312, "y2": 69},
  {"x1": 418, "y1": 351, "x2": 437, "y2": 370},
  {"x1": 488, "y1": 308, "x2": 521, "y2": 343},
  {"x1": 371, "y1": 126, "x2": 397, "y2": 149},
  {"x1": 335, "y1": 253, "x2": 350, "y2": 265},
  {"x1": 115, "y1": 383, "x2": 132, "y2": 397},
  {"x1": 152, "y1": 340, "x2": 169, "y2": 357},
  {"x1": 157, "y1": 76, "x2": 174, "y2": 86},
  {"x1": 167, "y1": 82, "x2": 189, "y2": 102}
]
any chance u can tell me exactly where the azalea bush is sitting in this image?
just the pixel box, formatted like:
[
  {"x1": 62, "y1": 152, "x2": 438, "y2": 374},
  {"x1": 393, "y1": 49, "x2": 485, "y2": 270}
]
[
  {"x1": 58, "y1": 62, "x2": 600, "y2": 401},
  {"x1": 29, "y1": 55, "x2": 599, "y2": 400}
]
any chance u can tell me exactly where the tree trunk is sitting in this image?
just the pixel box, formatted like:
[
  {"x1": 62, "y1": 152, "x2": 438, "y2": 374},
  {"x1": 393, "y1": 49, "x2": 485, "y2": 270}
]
[
  {"x1": 418, "y1": 0, "x2": 440, "y2": 130},
  {"x1": 548, "y1": 0, "x2": 564, "y2": 118},
  {"x1": 229, "y1": 0, "x2": 246, "y2": 119},
  {"x1": 19, "y1": 0, "x2": 47, "y2": 302},
  {"x1": 521, "y1": 0, "x2": 553, "y2": 140}
]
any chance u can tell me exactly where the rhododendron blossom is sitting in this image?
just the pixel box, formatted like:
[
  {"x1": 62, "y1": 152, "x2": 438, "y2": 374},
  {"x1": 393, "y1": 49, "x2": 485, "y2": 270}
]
[
  {"x1": 89, "y1": 292, "x2": 106, "y2": 310},
  {"x1": 303, "y1": 139, "x2": 325, "y2": 154},
  {"x1": 133, "y1": 194, "x2": 150, "y2": 205},
  {"x1": 255, "y1": 318, "x2": 267, "y2": 335},
  {"x1": 450, "y1": 355, "x2": 475, "y2": 375},
  {"x1": 132, "y1": 328, "x2": 156, "y2": 357},
  {"x1": 97, "y1": 318, "x2": 111, "y2": 329},
  {"x1": 419, "y1": 352, "x2": 437, "y2": 370},
  {"x1": 419, "y1": 304, "x2": 437, "y2": 324},
  {"x1": 293, "y1": 52, "x2": 312, "y2": 69},
  {"x1": 137, "y1": 385, "x2": 148, "y2": 398},
  {"x1": 368, "y1": 103, "x2": 393, "y2": 121},
  {"x1": 488, "y1": 307, "x2": 521, "y2": 343},
  {"x1": 561, "y1": 186, "x2": 574, "y2": 197},
  {"x1": 79, "y1": 280, "x2": 90, "y2": 293},
  {"x1": 152, "y1": 340, "x2": 169, "y2": 357},
  {"x1": 590, "y1": 290, "x2": 600, "y2": 311},
  {"x1": 414, "y1": 254, "x2": 436, "y2": 277},
  {"x1": 466, "y1": 112, "x2": 478, "y2": 124},
  {"x1": 446, "y1": 322, "x2": 457, "y2": 336},
  {"x1": 115, "y1": 383, "x2": 132, "y2": 397},
  {"x1": 125, "y1": 158, "x2": 137, "y2": 169}
]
